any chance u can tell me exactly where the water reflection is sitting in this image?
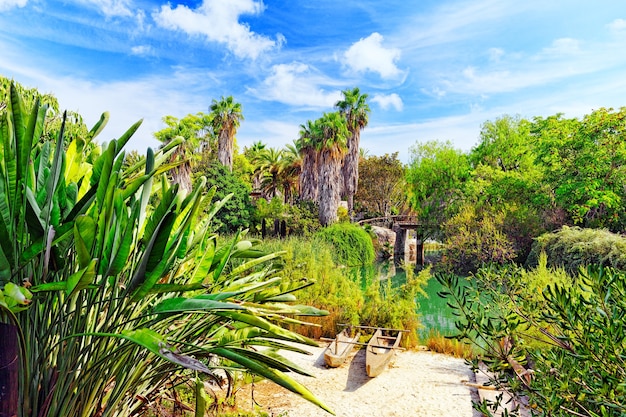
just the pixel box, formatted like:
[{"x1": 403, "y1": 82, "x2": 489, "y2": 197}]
[{"x1": 356, "y1": 262, "x2": 460, "y2": 340}]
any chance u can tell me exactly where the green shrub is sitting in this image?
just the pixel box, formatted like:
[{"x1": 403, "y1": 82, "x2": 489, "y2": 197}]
[
  {"x1": 438, "y1": 262, "x2": 626, "y2": 416},
  {"x1": 527, "y1": 225, "x2": 626, "y2": 275},
  {"x1": 258, "y1": 237, "x2": 364, "y2": 337},
  {"x1": 198, "y1": 161, "x2": 256, "y2": 233},
  {"x1": 441, "y1": 204, "x2": 516, "y2": 274},
  {"x1": 315, "y1": 223, "x2": 375, "y2": 266}
]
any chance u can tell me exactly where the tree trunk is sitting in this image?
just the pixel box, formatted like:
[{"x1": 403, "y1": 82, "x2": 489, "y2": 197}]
[
  {"x1": 299, "y1": 149, "x2": 318, "y2": 202},
  {"x1": 341, "y1": 131, "x2": 360, "y2": 214},
  {"x1": 318, "y1": 150, "x2": 342, "y2": 226},
  {"x1": 217, "y1": 130, "x2": 233, "y2": 171},
  {"x1": 0, "y1": 323, "x2": 19, "y2": 417}
]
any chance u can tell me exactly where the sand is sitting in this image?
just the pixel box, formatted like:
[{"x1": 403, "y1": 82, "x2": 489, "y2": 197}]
[{"x1": 234, "y1": 342, "x2": 483, "y2": 417}]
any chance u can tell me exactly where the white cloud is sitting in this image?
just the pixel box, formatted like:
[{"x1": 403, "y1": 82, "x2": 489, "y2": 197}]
[
  {"x1": 0, "y1": 0, "x2": 27, "y2": 11},
  {"x1": 78, "y1": 0, "x2": 133, "y2": 17},
  {"x1": 153, "y1": 0, "x2": 280, "y2": 60},
  {"x1": 371, "y1": 93, "x2": 403, "y2": 111},
  {"x1": 607, "y1": 18, "x2": 626, "y2": 34},
  {"x1": 131, "y1": 45, "x2": 153, "y2": 56},
  {"x1": 343, "y1": 32, "x2": 403, "y2": 79},
  {"x1": 250, "y1": 62, "x2": 342, "y2": 108},
  {"x1": 488, "y1": 47, "x2": 504, "y2": 62},
  {"x1": 542, "y1": 38, "x2": 580, "y2": 56}
]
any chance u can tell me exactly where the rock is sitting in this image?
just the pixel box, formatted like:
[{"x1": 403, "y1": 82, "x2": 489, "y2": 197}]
[{"x1": 371, "y1": 226, "x2": 395, "y2": 261}]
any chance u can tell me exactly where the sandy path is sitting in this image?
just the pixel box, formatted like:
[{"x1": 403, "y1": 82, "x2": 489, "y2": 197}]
[{"x1": 235, "y1": 343, "x2": 481, "y2": 417}]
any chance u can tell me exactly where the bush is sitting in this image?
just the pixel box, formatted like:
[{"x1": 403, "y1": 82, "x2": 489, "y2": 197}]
[
  {"x1": 258, "y1": 237, "x2": 364, "y2": 338},
  {"x1": 438, "y1": 262, "x2": 626, "y2": 416},
  {"x1": 526, "y1": 225, "x2": 626, "y2": 275},
  {"x1": 315, "y1": 222, "x2": 376, "y2": 266},
  {"x1": 441, "y1": 204, "x2": 516, "y2": 274},
  {"x1": 198, "y1": 161, "x2": 256, "y2": 233}
]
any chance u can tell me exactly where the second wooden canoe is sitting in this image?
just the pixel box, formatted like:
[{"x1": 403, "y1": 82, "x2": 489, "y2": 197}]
[
  {"x1": 365, "y1": 328, "x2": 402, "y2": 377},
  {"x1": 323, "y1": 329, "x2": 360, "y2": 367}
]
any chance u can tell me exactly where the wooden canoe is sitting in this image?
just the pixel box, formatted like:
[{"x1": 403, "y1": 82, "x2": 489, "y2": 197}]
[
  {"x1": 323, "y1": 329, "x2": 360, "y2": 367},
  {"x1": 365, "y1": 328, "x2": 402, "y2": 377}
]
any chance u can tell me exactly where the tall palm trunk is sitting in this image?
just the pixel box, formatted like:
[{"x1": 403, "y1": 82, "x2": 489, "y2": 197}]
[
  {"x1": 170, "y1": 146, "x2": 193, "y2": 193},
  {"x1": 217, "y1": 129, "x2": 233, "y2": 171},
  {"x1": 318, "y1": 148, "x2": 342, "y2": 226},
  {"x1": 341, "y1": 129, "x2": 361, "y2": 215},
  {"x1": 299, "y1": 147, "x2": 318, "y2": 202}
]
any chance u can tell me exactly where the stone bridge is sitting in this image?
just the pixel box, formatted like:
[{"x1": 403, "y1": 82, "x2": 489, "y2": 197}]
[{"x1": 357, "y1": 215, "x2": 429, "y2": 265}]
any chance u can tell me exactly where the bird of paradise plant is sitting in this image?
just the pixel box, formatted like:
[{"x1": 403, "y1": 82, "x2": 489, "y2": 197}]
[{"x1": 0, "y1": 82, "x2": 333, "y2": 417}]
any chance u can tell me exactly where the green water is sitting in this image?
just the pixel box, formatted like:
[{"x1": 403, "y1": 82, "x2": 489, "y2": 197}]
[
  {"x1": 357, "y1": 263, "x2": 460, "y2": 340},
  {"x1": 415, "y1": 276, "x2": 459, "y2": 339}
]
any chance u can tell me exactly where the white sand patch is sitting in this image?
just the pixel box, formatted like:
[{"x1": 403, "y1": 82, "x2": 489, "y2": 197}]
[{"x1": 235, "y1": 343, "x2": 481, "y2": 417}]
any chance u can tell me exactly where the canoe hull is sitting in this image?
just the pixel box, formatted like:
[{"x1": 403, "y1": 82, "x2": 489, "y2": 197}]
[
  {"x1": 365, "y1": 329, "x2": 402, "y2": 377},
  {"x1": 323, "y1": 329, "x2": 360, "y2": 367}
]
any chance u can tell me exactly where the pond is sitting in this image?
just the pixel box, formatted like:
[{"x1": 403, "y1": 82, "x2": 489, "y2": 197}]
[{"x1": 357, "y1": 263, "x2": 461, "y2": 341}]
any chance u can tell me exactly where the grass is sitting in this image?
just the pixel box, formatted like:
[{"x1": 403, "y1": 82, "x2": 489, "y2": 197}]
[{"x1": 423, "y1": 330, "x2": 476, "y2": 359}]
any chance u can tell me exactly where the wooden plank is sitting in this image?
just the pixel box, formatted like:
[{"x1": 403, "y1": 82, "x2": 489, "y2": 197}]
[
  {"x1": 320, "y1": 337, "x2": 405, "y2": 351},
  {"x1": 338, "y1": 324, "x2": 410, "y2": 332}
]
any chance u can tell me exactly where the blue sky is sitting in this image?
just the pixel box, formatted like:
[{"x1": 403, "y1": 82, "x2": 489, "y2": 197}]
[{"x1": 1, "y1": 0, "x2": 626, "y2": 162}]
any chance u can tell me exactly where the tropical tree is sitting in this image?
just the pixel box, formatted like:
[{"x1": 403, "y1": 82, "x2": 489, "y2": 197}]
[
  {"x1": 258, "y1": 147, "x2": 284, "y2": 200},
  {"x1": 153, "y1": 113, "x2": 213, "y2": 193},
  {"x1": 280, "y1": 141, "x2": 302, "y2": 204},
  {"x1": 335, "y1": 87, "x2": 370, "y2": 216},
  {"x1": 243, "y1": 140, "x2": 267, "y2": 191},
  {"x1": 354, "y1": 152, "x2": 406, "y2": 218},
  {"x1": 531, "y1": 108, "x2": 626, "y2": 231},
  {"x1": 210, "y1": 96, "x2": 243, "y2": 171},
  {"x1": 406, "y1": 140, "x2": 471, "y2": 235},
  {"x1": 315, "y1": 112, "x2": 349, "y2": 226},
  {"x1": 297, "y1": 120, "x2": 319, "y2": 203},
  {"x1": 0, "y1": 83, "x2": 332, "y2": 416}
]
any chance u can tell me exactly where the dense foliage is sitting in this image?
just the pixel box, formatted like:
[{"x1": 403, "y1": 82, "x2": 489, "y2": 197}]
[
  {"x1": 258, "y1": 236, "x2": 428, "y2": 348},
  {"x1": 526, "y1": 226, "x2": 626, "y2": 274},
  {"x1": 198, "y1": 161, "x2": 255, "y2": 234},
  {"x1": 354, "y1": 152, "x2": 406, "y2": 218},
  {"x1": 0, "y1": 82, "x2": 332, "y2": 416},
  {"x1": 407, "y1": 109, "x2": 626, "y2": 268},
  {"x1": 438, "y1": 262, "x2": 626, "y2": 416},
  {"x1": 315, "y1": 222, "x2": 376, "y2": 266}
]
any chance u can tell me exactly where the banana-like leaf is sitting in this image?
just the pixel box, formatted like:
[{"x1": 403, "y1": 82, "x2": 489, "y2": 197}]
[
  {"x1": 241, "y1": 302, "x2": 329, "y2": 317},
  {"x1": 88, "y1": 111, "x2": 109, "y2": 141},
  {"x1": 227, "y1": 252, "x2": 284, "y2": 278},
  {"x1": 70, "y1": 329, "x2": 214, "y2": 374},
  {"x1": 115, "y1": 120, "x2": 142, "y2": 153},
  {"x1": 210, "y1": 346, "x2": 334, "y2": 415},
  {"x1": 74, "y1": 215, "x2": 96, "y2": 269},
  {"x1": 152, "y1": 297, "x2": 246, "y2": 314},
  {"x1": 127, "y1": 211, "x2": 176, "y2": 298},
  {"x1": 214, "y1": 310, "x2": 318, "y2": 347},
  {"x1": 188, "y1": 234, "x2": 217, "y2": 284},
  {"x1": 65, "y1": 259, "x2": 97, "y2": 296}
]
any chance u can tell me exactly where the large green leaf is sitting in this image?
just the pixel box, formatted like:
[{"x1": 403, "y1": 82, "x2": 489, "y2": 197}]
[
  {"x1": 74, "y1": 215, "x2": 96, "y2": 269},
  {"x1": 214, "y1": 310, "x2": 318, "y2": 347},
  {"x1": 210, "y1": 346, "x2": 334, "y2": 415},
  {"x1": 152, "y1": 297, "x2": 246, "y2": 314}
]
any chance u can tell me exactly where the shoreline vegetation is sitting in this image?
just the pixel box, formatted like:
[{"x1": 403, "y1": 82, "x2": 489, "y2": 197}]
[{"x1": 4, "y1": 77, "x2": 626, "y2": 417}]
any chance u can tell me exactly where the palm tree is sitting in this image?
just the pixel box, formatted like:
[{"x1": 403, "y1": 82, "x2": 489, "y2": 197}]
[
  {"x1": 297, "y1": 120, "x2": 319, "y2": 203},
  {"x1": 244, "y1": 140, "x2": 267, "y2": 192},
  {"x1": 259, "y1": 147, "x2": 284, "y2": 200},
  {"x1": 280, "y1": 141, "x2": 302, "y2": 204},
  {"x1": 315, "y1": 112, "x2": 349, "y2": 226},
  {"x1": 210, "y1": 96, "x2": 243, "y2": 171},
  {"x1": 335, "y1": 87, "x2": 370, "y2": 216}
]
